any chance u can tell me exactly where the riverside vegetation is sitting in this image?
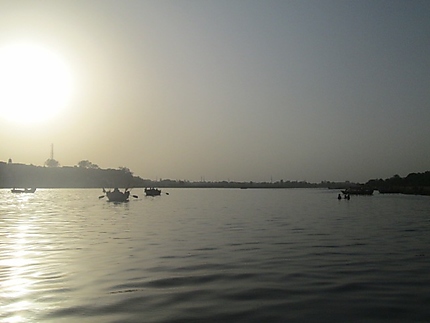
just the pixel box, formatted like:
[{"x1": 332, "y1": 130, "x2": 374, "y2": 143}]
[{"x1": 1, "y1": 160, "x2": 429, "y2": 195}]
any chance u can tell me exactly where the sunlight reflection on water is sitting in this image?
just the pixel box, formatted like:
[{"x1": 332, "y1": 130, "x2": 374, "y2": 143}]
[{"x1": 1, "y1": 188, "x2": 430, "y2": 322}]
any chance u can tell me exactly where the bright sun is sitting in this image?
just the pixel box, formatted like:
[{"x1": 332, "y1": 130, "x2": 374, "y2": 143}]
[{"x1": 0, "y1": 42, "x2": 73, "y2": 124}]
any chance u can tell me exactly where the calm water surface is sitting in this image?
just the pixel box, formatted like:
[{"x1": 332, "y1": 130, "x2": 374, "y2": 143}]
[{"x1": 1, "y1": 188, "x2": 429, "y2": 322}]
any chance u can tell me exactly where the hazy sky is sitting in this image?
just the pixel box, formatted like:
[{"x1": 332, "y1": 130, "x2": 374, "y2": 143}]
[{"x1": 0, "y1": 0, "x2": 429, "y2": 183}]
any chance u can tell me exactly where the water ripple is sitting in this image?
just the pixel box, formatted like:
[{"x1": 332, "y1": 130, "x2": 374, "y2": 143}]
[{"x1": 1, "y1": 189, "x2": 430, "y2": 322}]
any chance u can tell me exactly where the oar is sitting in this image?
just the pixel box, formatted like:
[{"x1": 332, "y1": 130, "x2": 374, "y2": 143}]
[
  {"x1": 99, "y1": 195, "x2": 105, "y2": 199},
  {"x1": 132, "y1": 195, "x2": 138, "y2": 198}
]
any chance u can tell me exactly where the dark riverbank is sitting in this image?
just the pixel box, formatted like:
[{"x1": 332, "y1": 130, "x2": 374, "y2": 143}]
[
  {"x1": 0, "y1": 161, "x2": 350, "y2": 189},
  {"x1": 366, "y1": 172, "x2": 430, "y2": 196},
  {"x1": 0, "y1": 162, "x2": 144, "y2": 188},
  {"x1": 1, "y1": 161, "x2": 429, "y2": 195}
]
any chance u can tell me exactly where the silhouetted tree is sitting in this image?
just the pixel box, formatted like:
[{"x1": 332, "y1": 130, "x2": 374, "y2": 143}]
[
  {"x1": 45, "y1": 158, "x2": 60, "y2": 167},
  {"x1": 118, "y1": 166, "x2": 132, "y2": 175},
  {"x1": 77, "y1": 160, "x2": 99, "y2": 169}
]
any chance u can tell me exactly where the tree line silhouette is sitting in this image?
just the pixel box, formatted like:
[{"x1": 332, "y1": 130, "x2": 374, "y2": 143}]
[
  {"x1": 1, "y1": 160, "x2": 429, "y2": 195},
  {"x1": 366, "y1": 172, "x2": 430, "y2": 195},
  {"x1": 0, "y1": 160, "x2": 146, "y2": 188}
]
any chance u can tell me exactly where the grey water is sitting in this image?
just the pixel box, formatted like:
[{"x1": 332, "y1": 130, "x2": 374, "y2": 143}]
[{"x1": 1, "y1": 188, "x2": 429, "y2": 323}]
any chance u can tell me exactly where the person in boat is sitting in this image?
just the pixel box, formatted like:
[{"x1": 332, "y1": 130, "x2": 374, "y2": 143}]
[{"x1": 338, "y1": 194, "x2": 342, "y2": 200}]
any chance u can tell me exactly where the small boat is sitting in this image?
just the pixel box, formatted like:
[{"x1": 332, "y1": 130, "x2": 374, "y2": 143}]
[
  {"x1": 341, "y1": 187, "x2": 374, "y2": 195},
  {"x1": 103, "y1": 188, "x2": 130, "y2": 202},
  {"x1": 144, "y1": 188, "x2": 161, "y2": 196},
  {"x1": 377, "y1": 187, "x2": 403, "y2": 194},
  {"x1": 11, "y1": 188, "x2": 36, "y2": 193}
]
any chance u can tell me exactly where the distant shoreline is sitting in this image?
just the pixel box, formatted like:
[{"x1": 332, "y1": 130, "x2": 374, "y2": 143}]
[
  {"x1": 1, "y1": 161, "x2": 429, "y2": 196},
  {"x1": 0, "y1": 161, "x2": 354, "y2": 189}
]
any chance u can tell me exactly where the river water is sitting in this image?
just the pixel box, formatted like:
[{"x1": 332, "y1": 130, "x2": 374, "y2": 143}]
[{"x1": 1, "y1": 188, "x2": 429, "y2": 322}]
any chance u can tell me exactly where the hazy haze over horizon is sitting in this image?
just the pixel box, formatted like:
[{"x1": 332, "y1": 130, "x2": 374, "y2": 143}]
[{"x1": 1, "y1": 0, "x2": 429, "y2": 183}]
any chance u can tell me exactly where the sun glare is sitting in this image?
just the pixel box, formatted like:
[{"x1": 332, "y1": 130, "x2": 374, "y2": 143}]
[{"x1": 0, "y1": 42, "x2": 73, "y2": 124}]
